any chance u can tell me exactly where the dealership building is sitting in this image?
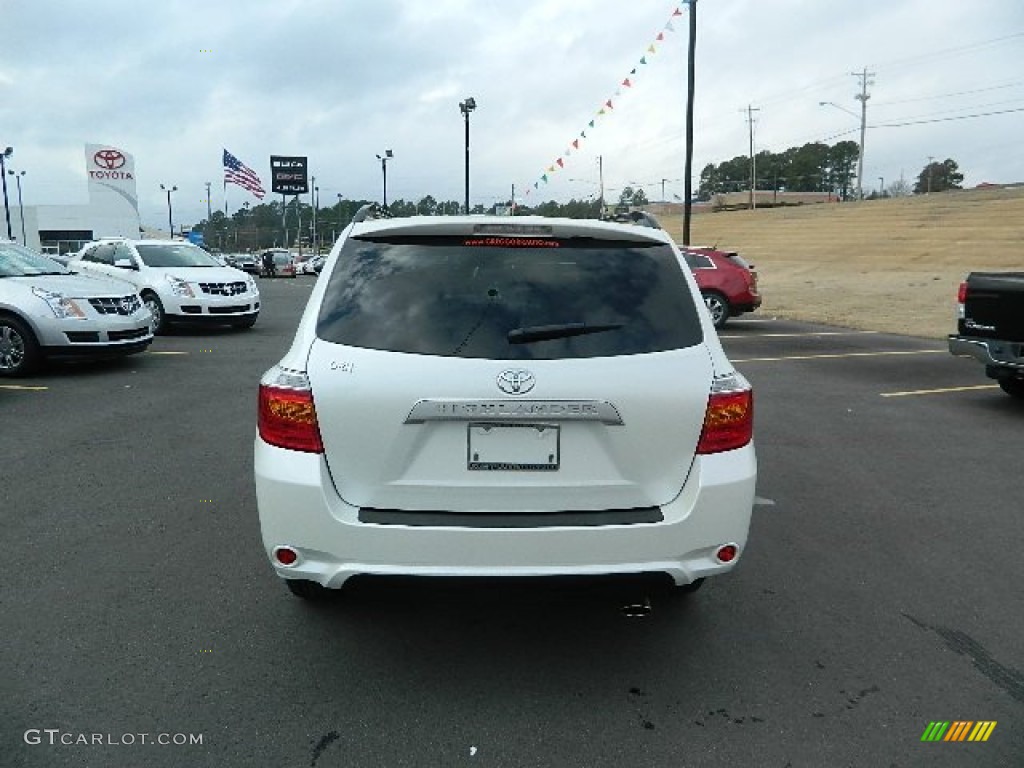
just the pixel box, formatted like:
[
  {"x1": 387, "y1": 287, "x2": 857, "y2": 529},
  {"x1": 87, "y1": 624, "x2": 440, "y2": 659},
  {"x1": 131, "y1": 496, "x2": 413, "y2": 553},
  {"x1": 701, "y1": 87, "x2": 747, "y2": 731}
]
[{"x1": 5, "y1": 144, "x2": 146, "y2": 256}]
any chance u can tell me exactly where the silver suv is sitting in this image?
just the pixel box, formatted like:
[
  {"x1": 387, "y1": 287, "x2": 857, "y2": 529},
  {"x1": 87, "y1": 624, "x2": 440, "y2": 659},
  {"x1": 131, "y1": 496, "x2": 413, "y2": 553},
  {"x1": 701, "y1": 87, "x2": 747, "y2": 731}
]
[{"x1": 255, "y1": 212, "x2": 756, "y2": 599}]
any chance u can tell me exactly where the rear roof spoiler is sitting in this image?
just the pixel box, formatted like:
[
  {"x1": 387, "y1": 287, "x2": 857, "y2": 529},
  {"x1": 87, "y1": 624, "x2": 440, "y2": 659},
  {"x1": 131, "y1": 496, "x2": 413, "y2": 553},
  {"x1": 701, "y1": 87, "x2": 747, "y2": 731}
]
[
  {"x1": 599, "y1": 209, "x2": 662, "y2": 230},
  {"x1": 351, "y1": 204, "x2": 392, "y2": 224}
]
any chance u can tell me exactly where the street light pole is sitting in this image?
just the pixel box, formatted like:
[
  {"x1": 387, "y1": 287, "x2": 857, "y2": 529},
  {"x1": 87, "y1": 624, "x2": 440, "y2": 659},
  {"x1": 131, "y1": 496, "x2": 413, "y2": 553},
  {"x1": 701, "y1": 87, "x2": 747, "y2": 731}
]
[
  {"x1": 818, "y1": 100, "x2": 862, "y2": 200},
  {"x1": 375, "y1": 150, "x2": 393, "y2": 210},
  {"x1": 8, "y1": 170, "x2": 26, "y2": 243},
  {"x1": 1, "y1": 146, "x2": 13, "y2": 240},
  {"x1": 311, "y1": 183, "x2": 319, "y2": 253},
  {"x1": 459, "y1": 97, "x2": 476, "y2": 214},
  {"x1": 160, "y1": 184, "x2": 177, "y2": 237}
]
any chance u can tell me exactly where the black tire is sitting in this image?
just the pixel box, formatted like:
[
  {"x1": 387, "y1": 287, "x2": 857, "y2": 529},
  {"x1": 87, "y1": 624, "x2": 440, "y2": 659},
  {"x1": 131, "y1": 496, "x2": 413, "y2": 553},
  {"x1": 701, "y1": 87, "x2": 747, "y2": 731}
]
[
  {"x1": 998, "y1": 377, "x2": 1024, "y2": 399},
  {"x1": 0, "y1": 315, "x2": 42, "y2": 377},
  {"x1": 702, "y1": 291, "x2": 730, "y2": 329},
  {"x1": 285, "y1": 579, "x2": 333, "y2": 600},
  {"x1": 141, "y1": 291, "x2": 167, "y2": 335},
  {"x1": 231, "y1": 315, "x2": 258, "y2": 329},
  {"x1": 676, "y1": 577, "x2": 705, "y2": 594}
]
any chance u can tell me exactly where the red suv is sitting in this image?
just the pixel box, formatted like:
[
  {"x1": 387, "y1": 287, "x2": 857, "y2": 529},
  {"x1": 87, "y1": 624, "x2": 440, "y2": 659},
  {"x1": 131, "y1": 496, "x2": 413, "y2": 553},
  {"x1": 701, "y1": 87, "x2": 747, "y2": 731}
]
[{"x1": 682, "y1": 247, "x2": 761, "y2": 328}]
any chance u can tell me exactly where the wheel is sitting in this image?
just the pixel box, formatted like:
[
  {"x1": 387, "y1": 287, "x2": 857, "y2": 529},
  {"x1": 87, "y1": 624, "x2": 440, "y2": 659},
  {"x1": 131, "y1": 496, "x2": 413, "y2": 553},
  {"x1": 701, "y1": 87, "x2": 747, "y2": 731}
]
[
  {"x1": 676, "y1": 577, "x2": 705, "y2": 594},
  {"x1": 231, "y1": 315, "x2": 258, "y2": 329},
  {"x1": 702, "y1": 291, "x2": 730, "y2": 329},
  {"x1": 285, "y1": 578, "x2": 333, "y2": 600},
  {"x1": 0, "y1": 315, "x2": 42, "y2": 377},
  {"x1": 141, "y1": 292, "x2": 167, "y2": 335},
  {"x1": 998, "y1": 377, "x2": 1024, "y2": 399}
]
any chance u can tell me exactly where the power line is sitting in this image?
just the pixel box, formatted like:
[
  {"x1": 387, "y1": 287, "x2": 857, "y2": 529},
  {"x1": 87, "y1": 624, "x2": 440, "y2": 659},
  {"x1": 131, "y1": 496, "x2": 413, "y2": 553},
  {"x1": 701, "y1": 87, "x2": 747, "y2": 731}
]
[
  {"x1": 871, "y1": 107, "x2": 1024, "y2": 128},
  {"x1": 876, "y1": 98, "x2": 1024, "y2": 121},
  {"x1": 872, "y1": 80, "x2": 1024, "y2": 107},
  {"x1": 880, "y1": 31, "x2": 1024, "y2": 72},
  {"x1": 742, "y1": 32, "x2": 1023, "y2": 111}
]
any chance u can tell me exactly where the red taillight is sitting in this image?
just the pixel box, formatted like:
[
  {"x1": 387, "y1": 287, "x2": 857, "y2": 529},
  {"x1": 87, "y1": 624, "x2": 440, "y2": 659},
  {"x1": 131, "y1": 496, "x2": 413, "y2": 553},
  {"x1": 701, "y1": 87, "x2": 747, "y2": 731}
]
[
  {"x1": 957, "y1": 281, "x2": 968, "y2": 304},
  {"x1": 258, "y1": 385, "x2": 324, "y2": 453},
  {"x1": 697, "y1": 389, "x2": 753, "y2": 454}
]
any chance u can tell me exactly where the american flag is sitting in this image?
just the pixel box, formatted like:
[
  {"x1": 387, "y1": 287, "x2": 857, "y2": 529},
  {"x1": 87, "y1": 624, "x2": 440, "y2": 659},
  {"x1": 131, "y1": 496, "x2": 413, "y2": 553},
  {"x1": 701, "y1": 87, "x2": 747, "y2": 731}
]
[{"x1": 223, "y1": 149, "x2": 265, "y2": 199}]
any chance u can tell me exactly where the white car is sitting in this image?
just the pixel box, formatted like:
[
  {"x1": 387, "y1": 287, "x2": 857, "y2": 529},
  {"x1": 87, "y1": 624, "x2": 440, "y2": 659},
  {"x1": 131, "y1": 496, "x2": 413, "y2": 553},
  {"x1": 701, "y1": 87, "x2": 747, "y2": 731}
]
[
  {"x1": 0, "y1": 240, "x2": 152, "y2": 376},
  {"x1": 69, "y1": 238, "x2": 260, "y2": 333},
  {"x1": 255, "y1": 211, "x2": 756, "y2": 599}
]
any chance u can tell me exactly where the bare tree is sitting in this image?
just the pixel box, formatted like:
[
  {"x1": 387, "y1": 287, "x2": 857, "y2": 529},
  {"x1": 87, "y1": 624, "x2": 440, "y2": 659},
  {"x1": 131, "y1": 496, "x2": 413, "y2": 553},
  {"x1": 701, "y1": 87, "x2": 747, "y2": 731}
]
[{"x1": 887, "y1": 178, "x2": 912, "y2": 198}]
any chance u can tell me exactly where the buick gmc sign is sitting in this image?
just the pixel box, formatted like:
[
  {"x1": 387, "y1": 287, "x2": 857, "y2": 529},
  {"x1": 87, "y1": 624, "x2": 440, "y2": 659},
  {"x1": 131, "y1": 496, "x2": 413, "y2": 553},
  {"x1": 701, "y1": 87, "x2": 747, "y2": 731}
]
[{"x1": 270, "y1": 155, "x2": 308, "y2": 194}]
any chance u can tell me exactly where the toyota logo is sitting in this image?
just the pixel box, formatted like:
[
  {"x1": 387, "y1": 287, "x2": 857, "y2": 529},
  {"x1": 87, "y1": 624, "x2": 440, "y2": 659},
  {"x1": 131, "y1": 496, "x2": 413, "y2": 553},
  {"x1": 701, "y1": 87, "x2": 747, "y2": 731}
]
[
  {"x1": 496, "y1": 369, "x2": 535, "y2": 395},
  {"x1": 94, "y1": 149, "x2": 126, "y2": 170}
]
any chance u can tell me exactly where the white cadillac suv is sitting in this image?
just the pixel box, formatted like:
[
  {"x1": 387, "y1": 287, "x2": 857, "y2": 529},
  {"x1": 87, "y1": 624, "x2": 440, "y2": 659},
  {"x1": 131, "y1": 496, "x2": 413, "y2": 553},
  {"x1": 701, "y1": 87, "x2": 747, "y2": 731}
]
[
  {"x1": 70, "y1": 238, "x2": 260, "y2": 333},
  {"x1": 255, "y1": 209, "x2": 756, "y2": 599}
]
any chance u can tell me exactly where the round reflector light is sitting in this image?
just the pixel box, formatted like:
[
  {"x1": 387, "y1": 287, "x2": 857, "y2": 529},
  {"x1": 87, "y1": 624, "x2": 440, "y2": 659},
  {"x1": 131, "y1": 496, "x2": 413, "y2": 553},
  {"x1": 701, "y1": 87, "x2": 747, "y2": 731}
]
[
  {"x1": 716, "y1": 544, "x2": 738, "y2": 563},
  {"x1": 275, "y1": 547, "x2": 299, "y2": 566}
]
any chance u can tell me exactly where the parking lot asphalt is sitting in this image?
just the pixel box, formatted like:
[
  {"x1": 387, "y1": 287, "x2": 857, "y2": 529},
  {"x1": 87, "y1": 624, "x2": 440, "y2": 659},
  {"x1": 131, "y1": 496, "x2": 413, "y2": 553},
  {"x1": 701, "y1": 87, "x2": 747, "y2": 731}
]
[{"x1": 4, "y1": 283, "x2": 1022, "y2": 768}]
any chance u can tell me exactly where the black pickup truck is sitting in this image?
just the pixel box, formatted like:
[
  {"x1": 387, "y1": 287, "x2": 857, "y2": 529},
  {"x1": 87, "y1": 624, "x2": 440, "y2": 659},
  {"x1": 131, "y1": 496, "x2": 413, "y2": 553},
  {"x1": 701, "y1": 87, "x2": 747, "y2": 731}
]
[{"x1": 948, "y1": 272, "x2": 1024, "y2": 399}]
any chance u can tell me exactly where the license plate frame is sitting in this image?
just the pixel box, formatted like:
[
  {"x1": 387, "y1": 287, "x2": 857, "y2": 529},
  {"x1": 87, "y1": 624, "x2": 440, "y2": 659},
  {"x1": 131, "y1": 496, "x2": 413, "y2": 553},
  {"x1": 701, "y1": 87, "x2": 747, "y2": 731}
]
[{"x1": 467, "y1": 422, "x2": 560, "y2": 471}]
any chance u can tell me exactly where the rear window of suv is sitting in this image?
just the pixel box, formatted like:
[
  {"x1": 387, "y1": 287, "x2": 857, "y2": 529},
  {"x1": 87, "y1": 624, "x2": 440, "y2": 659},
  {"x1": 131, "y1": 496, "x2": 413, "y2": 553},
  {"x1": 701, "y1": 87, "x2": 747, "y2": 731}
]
[{"x1": 316, "y1": 234, "x2": 703, "y2": 359}]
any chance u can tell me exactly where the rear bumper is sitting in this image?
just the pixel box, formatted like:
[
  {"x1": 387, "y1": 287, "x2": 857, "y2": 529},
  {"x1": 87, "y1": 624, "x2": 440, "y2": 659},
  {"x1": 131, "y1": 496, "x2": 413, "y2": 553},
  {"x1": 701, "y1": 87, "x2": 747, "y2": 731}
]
[
  {"x1": 733, "y1": 297, "x2": 762, "y2": 314},
  {"x1": 255, "y1": 439, "x2": 757, "y2": 588},
  {"x1": 948, "y1": 335, "x2": 1024, "y2": 372}
]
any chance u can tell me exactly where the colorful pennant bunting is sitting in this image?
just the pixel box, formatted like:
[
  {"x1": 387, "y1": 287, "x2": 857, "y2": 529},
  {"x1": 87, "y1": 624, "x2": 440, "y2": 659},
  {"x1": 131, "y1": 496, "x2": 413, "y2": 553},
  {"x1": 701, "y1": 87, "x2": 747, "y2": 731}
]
[{"x1": 523, "y1": 2, "x2": 689, "y2": 193}]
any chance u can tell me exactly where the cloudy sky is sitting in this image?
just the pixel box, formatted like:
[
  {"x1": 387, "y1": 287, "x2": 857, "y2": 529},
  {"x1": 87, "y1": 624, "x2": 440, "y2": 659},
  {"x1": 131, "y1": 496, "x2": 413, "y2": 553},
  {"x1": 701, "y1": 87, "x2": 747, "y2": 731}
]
[{"x1": 2, "y1": 0, "x2": 1022, "y2": 229}]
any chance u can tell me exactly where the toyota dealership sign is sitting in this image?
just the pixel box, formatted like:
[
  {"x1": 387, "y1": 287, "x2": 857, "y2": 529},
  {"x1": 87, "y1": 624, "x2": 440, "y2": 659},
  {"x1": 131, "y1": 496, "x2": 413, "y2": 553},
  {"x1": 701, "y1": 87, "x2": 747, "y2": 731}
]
[{"x1": 85, "y1": 144, "x2": 139, "y2": 213}]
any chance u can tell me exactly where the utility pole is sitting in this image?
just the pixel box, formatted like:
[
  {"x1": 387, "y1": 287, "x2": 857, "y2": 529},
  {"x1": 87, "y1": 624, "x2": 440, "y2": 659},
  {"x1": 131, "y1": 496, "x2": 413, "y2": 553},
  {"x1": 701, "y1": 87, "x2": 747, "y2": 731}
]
[
  {"x1": 742, "y1": 104, "x2": 760, "y2": 210},
  {"x1": 205, "y1": 181, "x2": 212, "y2": 222},
  {"x1": 852, "y1": 67, "x2": 875, "y2": 200},
  {"x1": 661, "y1": 178, "x2": 668, "y2": 202},
  {"x1": 598, "y1": 155, "x2": 605, "y2": 216},
  {"x1": 511, "y1": 183, "x2": 516, "y2": 216}
]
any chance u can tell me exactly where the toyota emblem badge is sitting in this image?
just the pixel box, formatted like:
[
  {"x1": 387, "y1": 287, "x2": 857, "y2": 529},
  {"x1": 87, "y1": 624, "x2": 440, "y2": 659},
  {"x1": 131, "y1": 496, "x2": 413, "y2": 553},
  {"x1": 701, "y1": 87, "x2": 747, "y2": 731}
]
[{"x1": 496, "y1": 369, "x2": 536, "y2": 395}]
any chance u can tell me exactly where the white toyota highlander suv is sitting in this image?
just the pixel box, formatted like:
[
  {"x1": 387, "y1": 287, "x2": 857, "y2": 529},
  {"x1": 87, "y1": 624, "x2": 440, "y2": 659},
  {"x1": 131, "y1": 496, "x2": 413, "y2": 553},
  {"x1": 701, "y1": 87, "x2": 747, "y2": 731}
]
[
  {"x1": 70, "y1": 238, "x2": 260, "y2": 333},
  {"x1": 255, "y1": 210, "x2": 756, "y2": 599}
]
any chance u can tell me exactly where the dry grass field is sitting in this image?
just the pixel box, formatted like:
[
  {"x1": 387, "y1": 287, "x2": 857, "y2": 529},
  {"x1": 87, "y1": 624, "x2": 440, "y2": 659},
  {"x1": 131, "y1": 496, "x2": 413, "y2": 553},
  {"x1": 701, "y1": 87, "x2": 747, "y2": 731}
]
[{"x1": 656, "y1": 186, "x2": 1024, "y2": 340}]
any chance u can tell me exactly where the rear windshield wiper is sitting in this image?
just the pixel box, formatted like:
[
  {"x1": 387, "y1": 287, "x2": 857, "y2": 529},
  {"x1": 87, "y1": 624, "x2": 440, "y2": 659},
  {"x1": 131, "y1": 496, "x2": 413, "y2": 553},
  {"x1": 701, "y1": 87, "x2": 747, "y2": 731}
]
[{"x1": 507, "y1": 322, "x2": 623, "y2": 344}]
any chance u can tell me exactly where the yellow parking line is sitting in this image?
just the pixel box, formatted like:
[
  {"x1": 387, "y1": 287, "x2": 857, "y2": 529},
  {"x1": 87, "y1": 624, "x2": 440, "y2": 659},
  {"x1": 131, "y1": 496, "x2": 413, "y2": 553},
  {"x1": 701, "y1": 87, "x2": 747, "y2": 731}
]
[
  {"x1": 733, "y1": 349, "x2": 944, "y2": 363},
  {"x1": 720, "y1": 331, "x2": 880, "y2": 340},
  {"x1": 881, "y1": 384, "x2": 1000, "y2": 398},
  {"x1": 0, "y1": 384, "x2": 49, "y2": 391}
]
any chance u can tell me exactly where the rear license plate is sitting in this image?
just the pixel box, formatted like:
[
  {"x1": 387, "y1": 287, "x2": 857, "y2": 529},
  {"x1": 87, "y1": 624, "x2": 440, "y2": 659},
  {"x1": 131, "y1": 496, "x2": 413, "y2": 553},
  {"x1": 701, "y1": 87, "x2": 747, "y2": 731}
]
[{"x1": 467, "y1": 423, "x2": 560, "y2": 471}]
